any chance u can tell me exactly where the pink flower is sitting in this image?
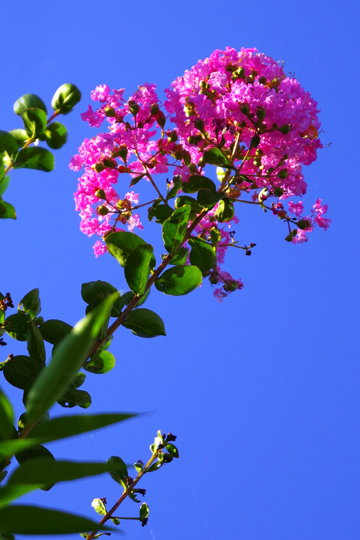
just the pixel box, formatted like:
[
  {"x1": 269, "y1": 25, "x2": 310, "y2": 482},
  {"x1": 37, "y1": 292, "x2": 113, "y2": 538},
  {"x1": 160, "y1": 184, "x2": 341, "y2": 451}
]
[
  {"x1": 91, "y1": 84, "x2": 111, "y2": 102},
  {"x1": 69, "y1": 154, "x2": 83, "y2": 171},
  {"x1": 93, "y1": 240, "x2": 108, "y2": 257},
  {"x1": 127, "y1": 214, "x2": 143, "y2": 232},
  {"x1": 288, "y1": 200, "x2": 304, "y2": 216}
]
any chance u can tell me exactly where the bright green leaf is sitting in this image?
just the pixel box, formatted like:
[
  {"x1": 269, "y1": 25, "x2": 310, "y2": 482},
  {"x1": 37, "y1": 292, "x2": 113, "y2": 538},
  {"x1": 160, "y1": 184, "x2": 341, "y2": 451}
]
[
  {"x1": 203, "y1": 147, "x2": 231, "y2": 166},
  {"x1": 42, "y1": 122, "x2": 68, "y2": 149},
  {"x1": 166, "y1": 175, "x2": 182, "y2": 200},
  {"x1": 155, "y1": 265, "x2": 202, "y2": 296},
  {"x1": 0, "y1": 389, "x2": 14, "y2": 440},
  {"x1": 0, "y1": 177, "x2": 10, "y2": 198},
  {"x1": 0, "y1": 200, "x2": 16, "y2": 220},
  {"x1": 92, "y1": 498, "x2": 107, "y2": 516},
  {"x1": 140, "y1": 502, "x2": 149, "y2": 521},
  {"x1": 125, "y1": 244, "x2": 154, "y2": 295},
  {"x1": 18, "y1": 288, "x2": 41, "y2": 318},
  {"x1": 123, "y1": 308, "x2": 166, "y2": 338},
  {"x1": 13, "y1": 94, "x2": 47, "y2": 115},
  {"x1": 174, "y1": 195, "x2": 202, "y2": 219},
  {"x1": 214, "y1": 198, "x2": 235, "y2": 222},
  {"x1": 27, "y1": 323, "x2": 46, "y2": 363},
  {"x1": 0, "y1": 131, "x2": 18, "y2": 162},
  {"x1": 81, "y1": 281, "x2": 124, "y2": 317},
  {"x1": 25, "y1": 294, "x2": 117, "y2": 423},
  {"x1": 13, "y1": 147, "x2": 54, "y2": 172},
  {"x1": 84, "y1": 350, "x2": 115, "y2": 374},
  {"x1": 57, "y1": 389, "x2": 91, "y2": 409},
  {"x1": 8, "y1": 129, "x2": 28, "y2": 149},
  {"x1": 21, "y1": 108, "x2": 47, "y2": 138},
  {"x1": 4, "y1": 312, "x2": 31, "y2": 341},
  {"x1": 107, "y1": 456, "x2": 128, "y2": 489},
  {"x1": 51, "y1": 83, "x2": 82, "y2": 115},
  {"x1": 105, "y1": 231, "x2": 153, "y2": 268},
  {"x1": 182, "y1": 175, "x2": 216, "y2": 193}
]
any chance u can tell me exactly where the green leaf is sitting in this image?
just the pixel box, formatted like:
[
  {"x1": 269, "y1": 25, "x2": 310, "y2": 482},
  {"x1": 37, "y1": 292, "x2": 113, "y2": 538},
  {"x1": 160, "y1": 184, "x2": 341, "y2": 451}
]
[
  {"x1": 42, "y1": 122, "x2": 68, "y2": 149},
  {"x1": 39, "y1": 319, "x2": 72, "y2": 345},
  {"x1": 27, "y1": 323, "x2": 46, "y2": 363},
  {"x1": 21, "y1": 108, "x2": 47, "y2": 138},
  {"x1": 13, "y1": 147, "x2": 54, "y2": 172},
  {"x1": 214, "y1": 198, "x2": 235, "y2": 222},
  {"x1": 0, "y1": 177, "x2": 10, "y2": 198},
  {"x1": 182, "y1": 175, "x2": 216, "y2": 193},
  {"x1": 174, "y1": 195, "x2": 202, "y2": 218},
  {"x1": 84, "y1": 350, "x2": 115, "y2": 374},
  {"x1": 0, "y1": 200, "x2": 16, "y2": 220},
  {"x1": 105, "y1": 231, "x2": 153, "y2": 268},
  {"x1": 25, "y1": 294, "x2": 117, "y2": 423},
  {"x1": 166, "y1": 176, "x2": 182, "y2": 200},
  {"x1": 18, "y1": 288, "x2": 41, "y2": 318},
  {"x1": 92, "y1": 498, "x2": 107, "y2": 516},
  {"x1": 129, "y1": 174, "x2": 145, "y2": 186},
  {"x1": 5, "y1": 312, "x2": 31, "y2": 341},
  {"x1": 140, "y1": 502, "x2": 149, "y2": 521},
  {"x1": 155, "y1": 265, "x2": 202, "y2": 296},
  {"x1": 0, "y1": 413, "x2": 135, "y2": 458},
  {"x1": 125, "y1": 244, "x2": 154, "y2": 296},
  {"x1": 3, "y1": 355, "x2": 43, "y2": 390},
  {"x1": 197, "y1": 189, "x2": 224, "y2": 209},
  {"x1": 13, "y1": 94, "x2": 47, "y2": 115},
  {"x1": 81, "y1": 280, "x2": 124, "y2": 317},
  {"x1": 163, "y1": 205, "x2": 191, "y2": 255},
  {"x1": 0, "y1": 389, "x2": 14, "y2": 440},
  {"x1": 8, "y1": 129, "x2": 28, "y2": 149},
  {"x1": 15, "y1": 444, "x2": 54, "y2": 466},
  {"x1": 57, "y1": 389, "x2": 91, "y2": 409},
  {"x1": 166, "y1": 443, "x2": 179, "y2": 458},
  {"x1": 123, "y1": 308, "x2": 166, "y2": 338},
  {"x1": 165, "y1": 246, "x2": 189, "y2": 266},
  {"x1": 0, "y1": 484, "x2": 37, "y2": 508},
  {"x1": 107, "y1": 456, "x2": 128, "y2": 489},
  {"x1": 203, "y1": 147, "x2": 231, "y2": 166},
  {"x1": 0, "y1": 505, "x2": 115, "y2": 535},
  {"x1": 148, "y1": 203, "x2": 173, "y2": 224},
  {"x1": 122, "y1": 288, "x2": 150, "y2": 307},
  {"x1": 0, "y1": 131, "x2": 18, "y2": 162},
  {"x1": 69, "y1": 372, "x2": 86, "y2": 389},
  {"x1": 188, "y1": 238, "x2": 216, "y2": 273},
  {"x1": 51, "y1": 83, "x2": 82, "y2": 115}
]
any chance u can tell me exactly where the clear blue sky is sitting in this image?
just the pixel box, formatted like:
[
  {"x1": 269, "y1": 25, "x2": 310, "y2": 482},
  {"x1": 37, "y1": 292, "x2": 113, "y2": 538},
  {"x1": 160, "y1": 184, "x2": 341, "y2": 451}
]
[{"x1": 1, "y1": 1, "x2": 360, "y2": 538}]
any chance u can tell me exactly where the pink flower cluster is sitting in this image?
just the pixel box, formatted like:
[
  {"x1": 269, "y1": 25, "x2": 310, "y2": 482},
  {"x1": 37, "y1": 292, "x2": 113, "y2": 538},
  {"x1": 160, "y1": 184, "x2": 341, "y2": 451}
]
[{"x1": 71, "y1": 47, "x2": 330, "y2": 299}]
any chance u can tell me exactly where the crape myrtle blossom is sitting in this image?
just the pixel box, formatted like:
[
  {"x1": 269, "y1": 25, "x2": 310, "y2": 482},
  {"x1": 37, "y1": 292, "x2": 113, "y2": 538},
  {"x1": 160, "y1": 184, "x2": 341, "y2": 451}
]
[{"x1": 71, "y1": 48, "x2": 330, "y2": 299}]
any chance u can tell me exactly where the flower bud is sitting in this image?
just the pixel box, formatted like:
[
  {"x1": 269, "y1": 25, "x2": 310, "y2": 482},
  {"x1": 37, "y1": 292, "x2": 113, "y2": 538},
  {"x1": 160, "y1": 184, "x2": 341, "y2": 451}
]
[
  {"x1": 256, "y1": 107, "x2": 266, "y2": 120},
  {"x1": 183, "y1": 152, "x2": 191, "y2": 166},
  {"x1": 198, "y1": 157, "x2": 205, "y2": 167},
  {"x1": 273, "y1": 187, "x2": 284, "y2": 197},
  {"x1": 187, "y1": 135, "x2": 202, "y2": 145},
  {"x1": 168, "y1": 131, "x2": 178, "y2": 142},
  {"x1": 112, "y1": 146, "x2": 128, "y2": 162},
  {"x1": 279, "y1": 124, "x2": 291, "y2": 134},
  {"x1": 258, "y1": 76, "x2": 267, "y2": 84},
  {"x1": 188, "y1": 163, "x2": 197, "y2": 173},
  {"x1": 194, "y1": 118, "x2": 205, "y2": 132},
  {"x1": 278, "y1": 169, "x2": 288, "y2": 179},
  {"x1": 150, "y1": 103, "x2": 160, "y2": 115},
  {"x1": 297, "y1": 219, "x2": 311, "y2": 230},
  {"x1": 285, "y1": 234, "x2": 293, "y2": 242},
  {"x1": 250, "y1": 134, "x2": 261, "y2": 148},
  {"x1": 95, "y1": 189, "x2": 106, "y2": 199},
  {"x1": 128, "y1": 101, "x2": 140, "y2": 116},
  {"x1": 156, "y1": 113, "x2": 166, "y2": 129},
  {"x1": 240, "y1": 103, "x2": 250, "y2": 116},
  {"x1": 103, "y1": 158, "x2": 117, "y2": 169},
  {"x1": 94, "y1": 163, "x2": 105, "y2": 173},
  {"x1": 105, "y1": 106, "x2": 116, "y2": 117},
  {"x1": 277, "y1": 210, "x2": 288, "y2": 219},
  {"x1": 97, "y1": 205, "x2": 110, "y2": 216}
]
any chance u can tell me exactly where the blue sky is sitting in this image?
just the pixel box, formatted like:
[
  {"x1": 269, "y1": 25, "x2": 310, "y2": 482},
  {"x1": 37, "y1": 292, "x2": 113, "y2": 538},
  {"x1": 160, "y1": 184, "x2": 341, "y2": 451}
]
[{"x1": 1, "y1": 0, "x2": 360, "y2": 538}]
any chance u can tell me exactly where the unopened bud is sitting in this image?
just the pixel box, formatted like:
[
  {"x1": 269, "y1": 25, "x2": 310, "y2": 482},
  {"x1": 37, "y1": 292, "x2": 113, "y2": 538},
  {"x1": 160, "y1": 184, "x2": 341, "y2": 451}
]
[
  {"x1": 98, "y1": 205, "x2": 110, "y2": 216},
  {"x1": 240, "y1": 103, "x2": 250, "y2": 115},
  {"x1": 156, "y1": 113, "x2": 166, "y2": 129},
  {"x1": 94, "y1": 163, "x2": 105, "y2": 173},
  {"x1": 183, "y1": 152, "x2": 191, "y2": 166},
  {"x1": 194, "y1": 118, "x2": 205, "y2": 131},
  {"x1": 285, "y1": 234, "x2": 293, "y2": 242},
  {"x1": 103, "y1": 158, "x2": 117, "y2": 169},
  {"x1": 168, "y1": 131, "x2": 178, "y2": 142},
  {"x1": 150, "y1": 103, "x2": 160, "y2": 115},
  {"x1": 250, "y1": 134, "x2": 261, "y2": 148},
  {"x1": 297, "y1": 219, "x2": 311, "y2": 230},
  {"x1": 278, "y1": 169, "x2": 288, "y2": 179},
  {"x1": 256, "y1": 107, "x2": 266, "y2": 120},
  {"x1": 258, "y1": 76, "x2": 267, "y2": 84},
  {"x1": 279, "y1": 124, "x2": 291, "y2": 134},
  {"x1": 273, "y1": 187, "x2": 284, "y2": 197},
  {"x1": 188, "y1": 163, "x2": 197, "y2": 173},
  {"x1": 105, "y1": 106, "x2": 116, "y2": 117},
  {"x1": 95, "y1": 189, "x2": 106, "y2": 199},
  {"x1": 277, "y1": 210, "x2": 288, "y2": 219},
  {"x1": 128, "y1": 101, "x2": 140, "y2": 116}
]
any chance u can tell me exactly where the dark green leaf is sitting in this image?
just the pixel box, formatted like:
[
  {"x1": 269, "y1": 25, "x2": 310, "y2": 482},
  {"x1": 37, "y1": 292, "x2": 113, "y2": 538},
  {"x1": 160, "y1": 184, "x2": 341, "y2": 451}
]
[
  {"x1": 42, "y1": 122, "x2": 68, "y2": 149},
  {"x1": 203, "y1": 147, "x2": 231, "y2": 166},
  {"x1": 15, "y1": 444, "x2": 54, "y2": 466},
  {"x1": 27, "y1": 323, "x2": 46, "y2": 363},
  {"x1": 57, "y1": 389, "x2": 91, "y2": 409},
  {"x1": 0, "y1": 413, "x2": 135, "y2": 458},
  {"x1": 140, "y1": 502, "x2": 149, "y2": 521},
  {"x1": 85, "y1": 293, "x2": 124, "y2": 319},
  {"x1": 155, "y1": 265, "x2": 202, "y2": 296},
  {"x1": 189, "y1": 238, "x2": 216, "y2": 273},
  {"x1": 174, "y1": 195, "x2": 202, "y2": 218},
  {"x1": 21, "y1": 108, "x2": 47, "y2": 138},
  {"x1": 197, "y1": 189, "x2": 224, "y2": 209},
  {"x1": 84, "y1": 350, "x2": 115, "y2": 374},
  {"x1": 125, "y1": 244, "x2": 154, "y2": 296},
  {"x1": 166, "y1": 247, "x2": 189, "y2": 266},
  {"x1": 166, "y1": 176, "x2": 182, "y2": 200},
  {"x1": 8, "y1": 129, "x2": 28, "y2": 149},
  {"x1": 3, "y1": 355, "x2": 43, "y2": 390},
  {"x1": 105, "y1": 231, "x2": 153, "y2": 268},
  {"x1": 182, "y1": 175, "x2": 216, "y2": 193},
  {"x1": 51, "y1": 83, "x2": 82, "y2": 115},
  {"x1": 148, "y1": 203, "x2": 173, "y2": 224},
  {"x1": 0, "y1": 200, "x2": 16, "y2": 220},
  {"x1": 107, "y1": 456, "x2": 128, "y2": 489},
  {"x1": 0, "y1": 505, "x2": 115, "y2": 535},
  {"x1": 5, "y1": 312, "x2": 31, "y2": 341},
  {"x1": 81, "y1": 280, "x2": 117, "y2": 303},
  {"x1": 0, "y1": 131, "x2": 18, "y2": 162},
  {"x1": 13, "y1": 94, "x2": 47, "y2": 115},
  {"x1": 122, "y1": 288, "x2": 150, "y2": 307},
  {"x1": 163, "y1": 205, "x2": 191, "y2": 255},
  {"x1": 123, "y1": 308, "x2": 166, "y2": 338},
  {"x1": 18, "y1": 288, "x2": 41, "y2": 318},
  {"x1": 39, "y1": 319, "x2": 72, "y2": 345},
  {"x1": 166, "y1": 443, "x2": 179, "y2": 458},
  {"x1": 13, "y1": 147, "x2": 54, "y2": 172},
  {"x1": 214, "y1": 198, "x2": 235, "y2": 222},
  {"x1": 0, "y1": 389, "x2": 14, "y2": 440},
  {"x1": 129, "y1": 174, "x2": 145, "y2": 186},
  {"x1": 25, "y1": 294, "x2": 117, "y2": 423}
]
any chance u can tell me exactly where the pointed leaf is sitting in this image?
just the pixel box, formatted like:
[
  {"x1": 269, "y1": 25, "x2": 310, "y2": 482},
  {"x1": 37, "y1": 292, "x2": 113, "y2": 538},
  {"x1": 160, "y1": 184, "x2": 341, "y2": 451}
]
[
  {"x1": 18, "y1": 288, "x2": 41, "y2": 318},
  {"x1": 123, "y1": 308, "x2": 166, "y2": 338},
  {"x1": 25, "y1": 294, "x2": 117, "y2": 422},
  {"x1": 155, "y1": 265, "x2": 202, "y2": 296},
  {"x1": 0, "y1": 177, "x2": 10, "y2": 198},
  {"x1": 163, "y1": 205, "x2": 191, "y2": 255},
  {"x1": 188, "y1": 237, "x2": 216, "y2": 273},
  {"x1": 13, "y1": 147, "x2": 54, "y2": 172},
  {"x1": 125, "y1": 244, "x2": 154, "y2": 295},
  {"x1": 166, "y1": 176, "x2": 182, "y2": 200},
  {"x1": 84, "y1": 350, "x2": 115, "y2": 374},
  {"x1": 27, "y1": 323, "x2": 46, "y2": 363},
  {"x1": 214, "y1": 198, "x2": 235, "y2": 222},
  {"x1": 0, "y1": 389, "x2": 14, "y2": 440},
  {"x1": 107, "y1": 456, "x2": 128, "y2": 489},
  {"x1": 0, "y1": 505, "x2": 115, "y2": 535}
]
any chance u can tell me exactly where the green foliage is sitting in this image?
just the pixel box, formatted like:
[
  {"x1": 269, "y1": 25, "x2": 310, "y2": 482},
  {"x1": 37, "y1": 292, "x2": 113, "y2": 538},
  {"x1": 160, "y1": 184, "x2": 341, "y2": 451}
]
[
  {"x1": 39, "y1": 319, "x2": 72, "y2": 344},
  {"x1": 13, "y1": 94, "x2": 47, "y2": 115},
  {"x1": 105, "y1": 230, "x2": 154, "y2": 268},
  {"x1": 214, "y1": 198, "x2": 235, "y2": 222},
  {"x1": 188, "y1": 238, "x2": 216, "y2": 273},
  {"x1": 125, "y1": 244, "x2": 154, "y2": 295},
  {"x1": 13, "y1": 147, "x2": 54, "y2": 172},
  {"x1": 181, "y1": 175, "x2": 216, "y2": 193},
  {"x1": 148, "y1": 203, "x2": 173, "y2": 223},
  {"x1": 0, "y1": 131, "x2": 18, "y2": 163},
  {"x1": 123, "y1": 308, "x2": 166, "y2": 338},
  {"x1": 203, "y1": 147, "x2": 231, "y2": 166},
  {"x1": 18, "y1": 288, "x2": 41, "y2": 318},
  {"x1": 163, "y1": 205, "x2": 191, "y2": 255},
  {"x1": 21, "y1": 108, "x2": 47, "y2": 139},
  {"x1": 51, "y1": 83, "x2": 82, "y2": 115},
  {"x1": 197, "y1": 188, "x2": 224, "y2": 209},
  {"x1": 3, "y1": 356, "x2": 43, "y2": 390},
  {"x1": 5, "y1": 312, "x2": 31, "y2": 341},
  {"x1": 107, "y1": 455, "x2": 128, "y2": 489},
  {"x1": 84, "y1": 350, "x2": 115, "y2": 374},
  {"x1": 155, "y1": 265, "x2": 202, "y2": 296},
  {"x1": 27, "y1": 323, "x2": 46, "y2": 363},
  {"x1": 0, "y1": 390, "x2": 14, "y2": 440},
  {"x1": 0, "y1": 200, "x2": 16, "y2": 220},
  {"x1": 40, "y1": 122, "x2": 68, "y2": 149}
]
